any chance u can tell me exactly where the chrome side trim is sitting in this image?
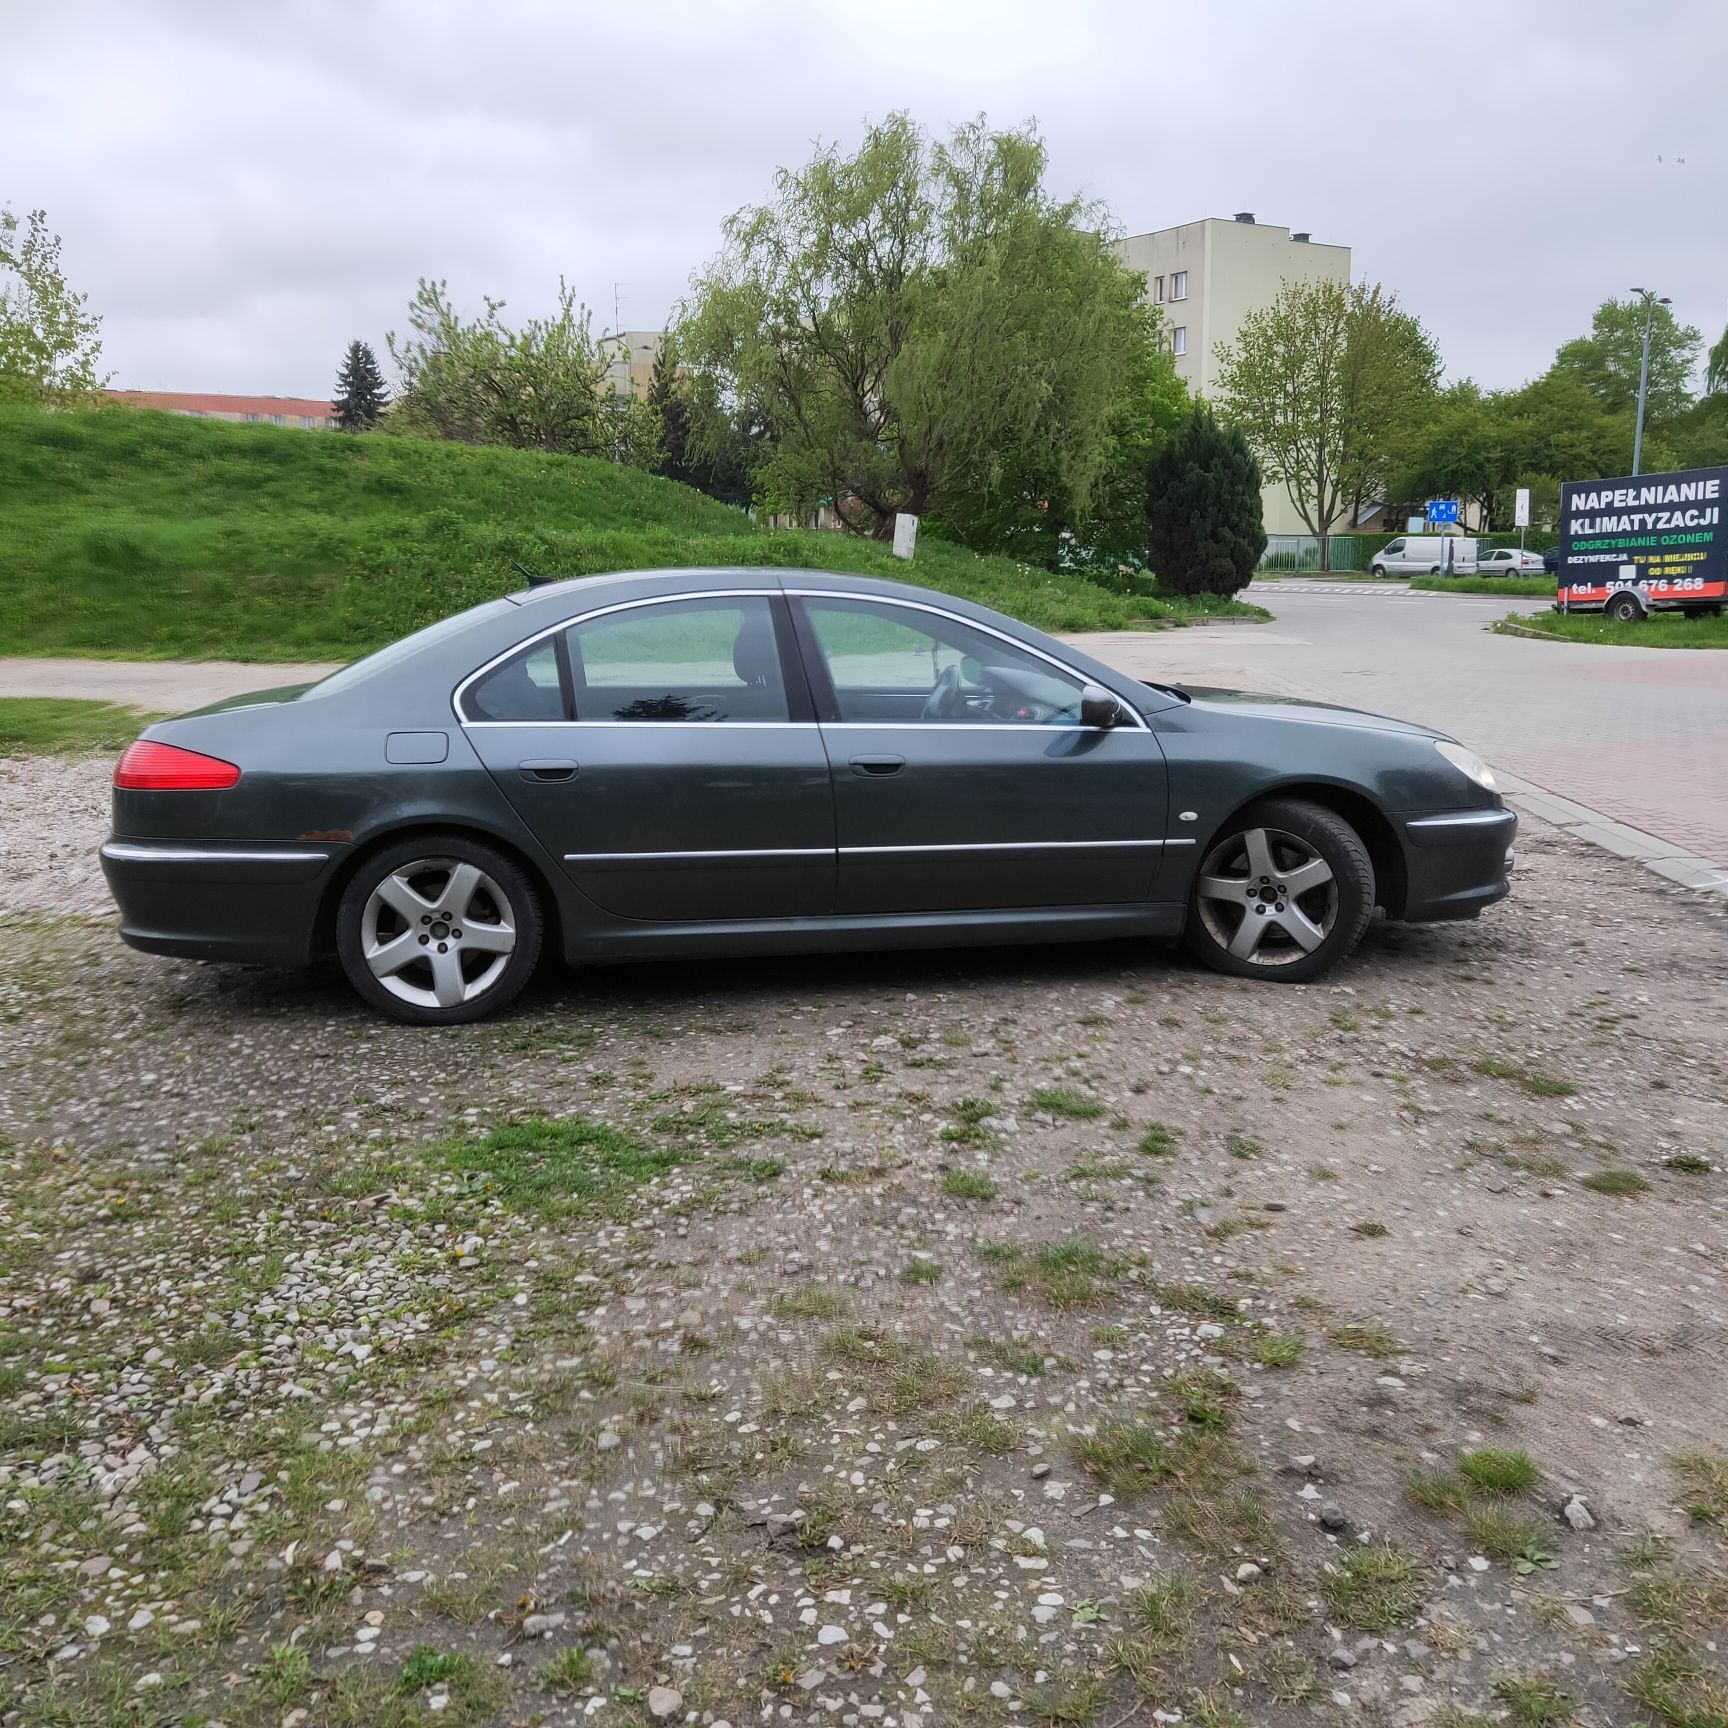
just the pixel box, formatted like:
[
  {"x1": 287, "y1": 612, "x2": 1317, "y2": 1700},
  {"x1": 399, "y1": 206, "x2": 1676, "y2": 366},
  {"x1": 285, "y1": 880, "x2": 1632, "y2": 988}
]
[
  {"x1": 840, "y1": 839, "x2": 1165, "y2": 855},
  {"x1": 566, "y1": 847, "x2": 832, "y2": 864},
  {"x1": 101, "y1": 843, "x2": 332, "y2": 865},
  {"x1": 1406, "y1": 810, "x2": 1515, "y2": 830}
]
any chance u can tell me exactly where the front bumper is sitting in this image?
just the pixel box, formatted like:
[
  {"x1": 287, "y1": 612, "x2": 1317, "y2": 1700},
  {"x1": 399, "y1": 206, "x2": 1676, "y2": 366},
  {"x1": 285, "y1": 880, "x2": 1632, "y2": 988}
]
[
  {"x1": 100, "y1": 840, "x2": 343, "y2": 966},
  {"x1": 1397, "y1": 807, "x2": 1517, "y2": 922}
]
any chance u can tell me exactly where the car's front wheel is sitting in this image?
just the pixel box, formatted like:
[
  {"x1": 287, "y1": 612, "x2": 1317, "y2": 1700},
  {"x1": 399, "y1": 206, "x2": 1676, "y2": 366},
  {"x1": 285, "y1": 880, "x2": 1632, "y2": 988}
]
[
  {"x1": 1185, "y1": 798, "x2": 1374, "y2": 982},
  {"x1": 337, "y1": 835, "x2": 543, "y2": 1024},
  {"x1": 1604, "y1": 591, "x2": 1644, "y2": 623}
]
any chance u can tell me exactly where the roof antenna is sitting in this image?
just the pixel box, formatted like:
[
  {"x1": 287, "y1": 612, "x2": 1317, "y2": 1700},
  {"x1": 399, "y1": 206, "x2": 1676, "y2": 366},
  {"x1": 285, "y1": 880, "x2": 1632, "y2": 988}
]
[{"x1": 511, "y1": 560, "x2": 555, "y2": 588}]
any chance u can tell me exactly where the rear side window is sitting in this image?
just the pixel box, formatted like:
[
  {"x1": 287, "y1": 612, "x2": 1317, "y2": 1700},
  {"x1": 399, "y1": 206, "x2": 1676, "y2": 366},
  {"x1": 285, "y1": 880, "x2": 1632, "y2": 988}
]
[
  {"x1": 464, "y1": 641, "x2": 564, "y2": 722},
  {"x1": 567, "y1": 596, "x2": 789, "y2": 723}
]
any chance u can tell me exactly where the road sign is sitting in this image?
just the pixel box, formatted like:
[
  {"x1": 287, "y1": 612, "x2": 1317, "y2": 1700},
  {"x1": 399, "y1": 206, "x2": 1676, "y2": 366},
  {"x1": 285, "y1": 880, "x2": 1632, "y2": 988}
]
[
  {"x1": 1426, "y1": 499, "x2": 1461, "y2": 525},
  {"x1": 1514, "y1": 488, "x2": 1531, "y2": 528}
]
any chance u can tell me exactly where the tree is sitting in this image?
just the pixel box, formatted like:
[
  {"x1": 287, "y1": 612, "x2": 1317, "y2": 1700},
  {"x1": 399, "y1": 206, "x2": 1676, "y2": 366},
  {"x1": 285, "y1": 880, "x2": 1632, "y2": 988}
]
[
  {"x1": 0, "y1": 205, "x2": 106, "y2": 406},
  {"x1": 1213, "y1": 279, "x2": 1436, "y2": 566},
  {"x1": 1144, "y1": 401, "x2": 1265, "y2": 597},
  {"x1": 647, "y1": 333, "x2": 691, "y2": 484},
  {"x1": 679, "y1": 113, "x2": 1151, "y2": 536},
  {"x1": 332, "y1": 339, "x2": 389, "y2": 431},
  {"x1": 1706, "y1": 322, "x2": 1728, "y2": 398},
  {"x1": 1551, "y1": 296, "x2": 1701, "y2": 424},
  {"x1": 387, "y1": 277, "x2": 657, "y2": 466}
]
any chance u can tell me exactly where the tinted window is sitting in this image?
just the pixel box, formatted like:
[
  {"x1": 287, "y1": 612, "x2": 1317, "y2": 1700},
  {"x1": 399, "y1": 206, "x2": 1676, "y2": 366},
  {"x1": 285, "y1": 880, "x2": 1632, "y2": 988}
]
[
  {"x1": 803, "y1": 598, "x2": 1085, "y2": 725},
  {"x1": 465, "y1": 640, "x2": 564, "y2": 722},
  {"x1": 314, "y1": 598, "x2": 518, "y2": 699},
  {"x1": 1382, "y1": 539, "x2": 1405, "y2": 555},
  {"x1": 568, "y1": 596, "x2": 789, "y2": 723}
]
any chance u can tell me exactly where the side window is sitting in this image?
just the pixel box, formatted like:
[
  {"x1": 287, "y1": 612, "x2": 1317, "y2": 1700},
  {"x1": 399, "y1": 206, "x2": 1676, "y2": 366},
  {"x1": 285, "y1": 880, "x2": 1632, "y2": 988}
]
[
  {"x1": 464, "y1": 640, "x2": 564, "y2": 722},
  {"x1": 567, "y1": 596, "x2": 789, "y2": 723},
  {"x1": 802, "y1": 598, "x2": 1086, "y2": 726}
]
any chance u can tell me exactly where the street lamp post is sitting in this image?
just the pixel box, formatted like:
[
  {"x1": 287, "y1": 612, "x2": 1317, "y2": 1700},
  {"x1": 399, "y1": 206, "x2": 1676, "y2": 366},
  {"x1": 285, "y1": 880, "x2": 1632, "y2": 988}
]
[{"x1": 1629, "y1": 286, "x2": 1671, "y2": 477}]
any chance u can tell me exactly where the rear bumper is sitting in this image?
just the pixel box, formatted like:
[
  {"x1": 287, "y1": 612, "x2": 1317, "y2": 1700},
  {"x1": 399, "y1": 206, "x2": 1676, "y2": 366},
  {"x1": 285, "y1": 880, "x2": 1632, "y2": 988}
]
[
  {"x1": 100, "y1": 840, "x2": 342, "y2": 966},
  {"x1": 1396, "y1": 807, "x2": 1517, "y2": 923}
]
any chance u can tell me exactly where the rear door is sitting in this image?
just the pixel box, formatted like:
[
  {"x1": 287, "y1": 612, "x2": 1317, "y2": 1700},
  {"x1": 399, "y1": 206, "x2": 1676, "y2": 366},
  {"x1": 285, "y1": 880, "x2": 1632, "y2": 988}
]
[
  {"x1": 790, "y1": 593, "x2": 1168, "y2": 915},
  {"x1": 460, "y1": 593, "x2": 834, "y2": 922}
]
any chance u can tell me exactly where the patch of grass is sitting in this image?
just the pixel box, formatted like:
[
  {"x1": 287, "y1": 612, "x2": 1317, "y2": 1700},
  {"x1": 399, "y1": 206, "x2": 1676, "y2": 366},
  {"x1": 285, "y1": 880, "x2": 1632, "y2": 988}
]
[
  {"x1": 1504, "y1": 607, "x2": 1728, "y2": 649},
  {"x1": 1025, "y1": 1241, "x2": 1115, "y2": 1308},
  {"x1": 1329, "y1": 1323, "x2": 1400, "y2": 1360},
  {"x1": 1626, "y1": 1636, "x2": 1728, "y2": 1726},
  {"x1": 720, "y1": 1155, "x2": 785, "y2": 1182},
  {"x1": 540, "y1": 1647, "x2": 597, "y2": 1695},
  {"x1": 1665, "y1": 1154, "x2": 1713, "y2": 1175},
  {"x1": 939, "y1": 1097, "x2": 995, "y2": 1148},
  {"x1": 1491, "y1": 1675, "x2": 1574, "y2": 1725},
  {"x1": 943, "y1": 1168, "x2": 998, "y2": 1201},
  {"x1": 934, "y1": 1401, "x2": 1018, "y2": 1454},
  {"x1": 769, "y1": 1288, "x2": 846, "y2": 1322},
  {"x1": 257, "y1": 1640, "x2": 313, "y2": 1706},
  {"x1": 1029, "y1": 1085, "x2": 1107, "y2": 1120},
  {"x1": 900, "y1": 1258, "x2": 942, "y2": 1286},
  {"x1": 1255, "y1": 1333, "x2": 1305, "y2": 1368},
  {"x1": 1409, "y1": 1470, "x2": 1471, "y2": 1515},
  {"x1": 1475, "y1": 1056, "x2": 1576, "y2": 1097},
  {"x1": 1139, "y1": 1123, "x2": 1179, "y2": 1157},
  {"x1": 971, "y1": 1335, "x2": 1048, "y2": 1376},
  {"x1": 1673, "y1": 1450, "x2": 1728, "y2": 1528},
  {"x1": 1458, "y1": 1447, "x2": 1540, "y2": 1493},
  {"x1": 1154, "y1": 1283, "x2": 1240, "y2": 1323},
  {"x1": 1462, "y1": 1500, "x2": 1546, "y2": 1561},
  {"x1": 1320, "y1": 1545, "x2": 1425, "y2": 1631},
  {"x1": 1580, "y1": 1168, "x2": 1651, "y2": 1196},
  {"x1": 0, "y1": 696, "x2": 162, "y2": 756},
  {"x1": 1225, "y1": 1133, "x2": 1261, "y2": 1159},
  {"x1": 1350, "y1": 1220, "x2": 1390, "y2": 1238},
  {"x1": 1073, "y1": 1421, "x2": 1174, "y2": 1498},
  {"x1": 438, "y1": 1115, "x2": 683, "y2": 1215},
  {"x1": 397, "y1": 1647, "x2": 476, "y2": 1694}
]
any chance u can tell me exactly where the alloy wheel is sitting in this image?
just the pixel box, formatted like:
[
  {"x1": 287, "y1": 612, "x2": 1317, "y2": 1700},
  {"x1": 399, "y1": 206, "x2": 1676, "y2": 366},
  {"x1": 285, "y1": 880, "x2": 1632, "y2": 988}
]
[
  {"x1": 1195, "y1": 826, "x2": 1339, "y2": 967},
  {"x1": 359, "y1": 856, "x2": 517, "y2": 1009}
]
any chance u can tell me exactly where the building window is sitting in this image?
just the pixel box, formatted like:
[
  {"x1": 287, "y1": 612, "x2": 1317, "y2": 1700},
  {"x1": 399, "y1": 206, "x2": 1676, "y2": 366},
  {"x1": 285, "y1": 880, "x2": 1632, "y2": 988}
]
[
  {"x1": 245, "y1": 412, "x2": 261, "y2": 422},
  {"x1": 270, "y1": 414, "x2": 285, "y2": 425},
  {"x1": 1172, "y1": 327, "x2": 1188, "y2": 357},
  {"x1": 1172, "y1": 271, "x2": 1188, "y2": 301},
  {"x1": 1153, "y1": 275, "x2": 1164, "y2": 303},
  {"x1": 299, "y1": 416, "x2": 314, "y2": 428}
]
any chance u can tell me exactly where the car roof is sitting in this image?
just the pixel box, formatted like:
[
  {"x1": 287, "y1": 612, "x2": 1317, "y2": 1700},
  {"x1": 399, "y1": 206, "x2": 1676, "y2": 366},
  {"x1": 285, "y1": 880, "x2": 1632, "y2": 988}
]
[{"x1": 506, "y1": 565, "x2": 1000, "y2": 619}]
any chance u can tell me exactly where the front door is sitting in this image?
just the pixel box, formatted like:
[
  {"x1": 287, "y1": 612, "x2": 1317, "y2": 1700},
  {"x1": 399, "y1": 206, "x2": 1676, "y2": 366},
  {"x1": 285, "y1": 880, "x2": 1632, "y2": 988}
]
[
  {"x1": 462, "y1": 593, "x2": 834, "y2": 922},
  {"x1": 791, "y1": 595, "x2": 1169, "y2": 915}
]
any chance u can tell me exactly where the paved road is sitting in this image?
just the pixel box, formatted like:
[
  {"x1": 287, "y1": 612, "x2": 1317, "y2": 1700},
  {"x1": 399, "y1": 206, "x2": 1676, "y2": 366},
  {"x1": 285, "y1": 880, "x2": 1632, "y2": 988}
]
[
  {"x1": 1071, "y1": 583, "x2": 1728, "y2": 869},
  {"x1": 4, "y1": 584, "x2": 1725, "y2": 871}
]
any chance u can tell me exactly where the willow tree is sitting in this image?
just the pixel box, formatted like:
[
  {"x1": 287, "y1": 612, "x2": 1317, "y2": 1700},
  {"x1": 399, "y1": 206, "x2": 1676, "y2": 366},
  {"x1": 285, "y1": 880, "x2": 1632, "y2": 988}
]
[{"x1": 679, "y1": 113, "x2": 1149, "y2": 536}]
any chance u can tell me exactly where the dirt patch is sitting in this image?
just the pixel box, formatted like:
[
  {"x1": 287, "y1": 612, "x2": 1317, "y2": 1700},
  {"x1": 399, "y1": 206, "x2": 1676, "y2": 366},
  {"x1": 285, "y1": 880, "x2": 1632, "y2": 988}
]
[{"x1": 2, "y1": 812, "x2": 1725, "y2": 1727}]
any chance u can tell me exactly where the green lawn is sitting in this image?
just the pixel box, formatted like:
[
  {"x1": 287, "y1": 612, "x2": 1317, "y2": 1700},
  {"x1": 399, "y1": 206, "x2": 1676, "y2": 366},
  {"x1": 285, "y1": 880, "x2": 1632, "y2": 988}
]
[
  {"x1": 1411, "y1": 576, "x2": 1553, "y2": 597},
  {"x1": 0, "y1": 697, "x2": 161, "y2": 755},
  {"x1": 0, "y1": 407, "x2": 1263, "y2": 660},
  {"x1": 1500, "y1": 609, "x2": 1728, "y2": 648}
]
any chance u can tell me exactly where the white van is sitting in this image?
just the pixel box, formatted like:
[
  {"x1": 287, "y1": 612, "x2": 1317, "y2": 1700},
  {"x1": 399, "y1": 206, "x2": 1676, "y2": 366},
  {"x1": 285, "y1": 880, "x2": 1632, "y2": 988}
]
[{"x1": 1370, "y1": 536, "x2": 1479, "y2": 577}]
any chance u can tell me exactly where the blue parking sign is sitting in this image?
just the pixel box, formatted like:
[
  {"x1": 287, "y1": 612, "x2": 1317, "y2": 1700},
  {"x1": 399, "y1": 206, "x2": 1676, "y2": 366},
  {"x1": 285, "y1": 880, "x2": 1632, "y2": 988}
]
[{"x1": 1426, "y1": 499, "x2": 1460, "y2": 525}]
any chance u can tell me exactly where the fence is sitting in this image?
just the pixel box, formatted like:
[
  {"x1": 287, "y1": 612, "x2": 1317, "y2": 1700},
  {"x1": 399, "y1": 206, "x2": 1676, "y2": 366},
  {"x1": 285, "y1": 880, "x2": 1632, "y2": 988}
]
[{"x1": 1259, "y1": 535, "x2": 1385, "y2": 572}]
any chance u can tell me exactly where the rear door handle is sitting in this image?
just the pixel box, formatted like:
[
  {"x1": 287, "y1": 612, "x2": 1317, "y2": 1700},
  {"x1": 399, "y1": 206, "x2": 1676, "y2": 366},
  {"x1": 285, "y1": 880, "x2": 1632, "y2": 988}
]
[
  {"x1": 518, "y1": 759, "x2": 578, "y2": 783},
  {"x1": 849, "y1": 754, "x2": 906, "y2": 777}
]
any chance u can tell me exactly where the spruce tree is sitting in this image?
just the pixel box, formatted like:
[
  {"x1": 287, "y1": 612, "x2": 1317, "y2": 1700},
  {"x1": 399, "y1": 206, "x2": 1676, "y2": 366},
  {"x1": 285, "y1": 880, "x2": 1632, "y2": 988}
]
[
  {"x1": 333, "y1": 339, "x2": 389, "y2": 431},
  {"x1": 1145, "y1": 402, "x2": 1266, "y2": 597},
  {"x1": 647, "y1": 335, "x2": 690, "y2": 484}
]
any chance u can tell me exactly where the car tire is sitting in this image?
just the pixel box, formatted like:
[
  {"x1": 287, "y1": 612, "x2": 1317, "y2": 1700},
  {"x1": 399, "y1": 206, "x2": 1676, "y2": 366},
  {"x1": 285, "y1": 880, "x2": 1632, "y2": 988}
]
[
  {"x1": 1370, "y1": 564, "x2": 1387, "y2": 578},
  {"x1": 1429, "y1": 565, "x2": 1443, "y2": 576},
  {"x1": 337, "y1": 834, "x2": 543, "y2": 1025},
  {"x1": 1604, "y1": 592, "x2": 1644, "y2": 623},
  {"x1": 1185, "y1": 798, "x2": 1375, "y2": 984}
]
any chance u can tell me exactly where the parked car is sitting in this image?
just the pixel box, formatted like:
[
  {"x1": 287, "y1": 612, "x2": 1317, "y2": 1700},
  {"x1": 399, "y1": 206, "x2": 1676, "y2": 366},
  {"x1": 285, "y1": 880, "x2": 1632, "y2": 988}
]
[
  {"x1": 102, "y1": 568, "x2": 1516, "y2": 1023},
  {"x1": 1370, "y1": 536, "x2": 1480, "y2": 577},
  {"x1": 1477, "y1": 548, "x2": 1549, "y2": 576}
]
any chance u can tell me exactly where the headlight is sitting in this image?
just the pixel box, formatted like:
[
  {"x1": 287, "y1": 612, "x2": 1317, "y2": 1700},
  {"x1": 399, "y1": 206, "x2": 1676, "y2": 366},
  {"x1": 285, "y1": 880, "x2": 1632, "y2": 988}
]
[{"x1": 1435, "y1": 739, "x2": 1497, "y2": 792}]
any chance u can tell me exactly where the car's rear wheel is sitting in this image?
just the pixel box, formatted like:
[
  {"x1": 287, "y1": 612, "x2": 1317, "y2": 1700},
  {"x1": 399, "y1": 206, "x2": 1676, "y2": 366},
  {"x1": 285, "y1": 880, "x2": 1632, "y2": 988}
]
[
  {"x1": 1185, "y1": 798, "x2": 1374, "y2": 983},
  {"x1": 337, "y1": 835, "x2": 543, "y2": 1024},
  {"x1": 1605, "y1": 592, "x2": 1644, "y2": 623}
]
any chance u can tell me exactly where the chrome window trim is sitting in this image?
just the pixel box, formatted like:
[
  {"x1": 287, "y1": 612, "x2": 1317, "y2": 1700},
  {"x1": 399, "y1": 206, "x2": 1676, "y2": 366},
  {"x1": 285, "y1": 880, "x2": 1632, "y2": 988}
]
[
  {"x1": 452, "y1": 588, "x2": 784, "y2": 724},
  {"x1": 463, "y1": 719, "x2": 815, "y2": 731},
  {"x1": 101, "y1": 843, "x2": 332, "y2": 865},
  {"x1": 787, "y1": 589, "x2": 1149, "y2": 732}
]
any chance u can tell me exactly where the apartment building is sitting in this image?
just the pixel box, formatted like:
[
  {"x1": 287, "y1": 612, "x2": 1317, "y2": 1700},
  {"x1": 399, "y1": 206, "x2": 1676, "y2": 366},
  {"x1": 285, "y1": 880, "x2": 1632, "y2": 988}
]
[
  {"x1": 104, "y1": 390, "x2": 340, "y2": 429},
  {"x1": 1112, "y1": 214, "x2": 1351, "y2": 534},
  {"x1": 601, "y1": 331, "x2": 665, "y2": 397}
]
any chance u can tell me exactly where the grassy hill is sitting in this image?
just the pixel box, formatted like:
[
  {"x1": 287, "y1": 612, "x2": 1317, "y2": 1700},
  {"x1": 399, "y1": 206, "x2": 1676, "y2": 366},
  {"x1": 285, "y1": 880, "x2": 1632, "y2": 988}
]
[{"x1": 0, "y1": 408, "x2": 1255, "y2": 660}]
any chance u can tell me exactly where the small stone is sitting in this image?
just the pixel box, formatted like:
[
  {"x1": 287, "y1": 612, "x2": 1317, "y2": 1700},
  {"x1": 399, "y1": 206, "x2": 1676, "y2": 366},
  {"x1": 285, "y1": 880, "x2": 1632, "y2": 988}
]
[
  {"x1": 1562, "y1": 1495, "x2": 1596, "y2": 1531},
  {"x1": 83, "y1": 1615, "x2": 111, "y2": 1639},
  {"x1": 798, "y1": 1670, "x2": 825, "y2": 1691},
  {"x1": 1319, "y1": 1504, "x2": 1348, "y2": 1532},
  {"x1": 1235, "y1": 1562, "x2": 1262, "y2": 1582},
  {"x1": 765, "y1": 1512, "x2": 804, "y2": 1539},
  {"x1": 1030, "y1": 1462, "x2": 1051, "y2": 1479},
  {"x1": 522, "y1": 1611, "x2": 567, "y2": 1639},
  {"x1": 648, "y1": 1685, "x2": 684, "y2": 1718},
  {"x1": 1564, "y1": 1604, "x2": 1596, "y2": 1628},
  {"x1": 1327, "y1": 1646, "x2": 1358, "y2": 1670},
  {"x1": 78, "y1": 1555, "x2": 112, "y2": 1579},
  {"x1": 1483, "y1": 1278, "x2": 1510, "y2": 1296},
  {"x1": 128, "y1": 1609, "x2": 155, "y2": 1633},
  {"x1": 817, "y1": 1624, "x2": 848, "y2": 1645},
  {"x1": 597, "y1": 1429, "x2": 622, "y2": 1453}
]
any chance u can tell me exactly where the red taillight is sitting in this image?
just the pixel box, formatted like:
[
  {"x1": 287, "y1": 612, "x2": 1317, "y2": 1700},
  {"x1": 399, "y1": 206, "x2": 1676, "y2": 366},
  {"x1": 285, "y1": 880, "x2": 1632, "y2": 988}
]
[{"x1": 114, "y1": 741, "x2": 241, "y2": 791}]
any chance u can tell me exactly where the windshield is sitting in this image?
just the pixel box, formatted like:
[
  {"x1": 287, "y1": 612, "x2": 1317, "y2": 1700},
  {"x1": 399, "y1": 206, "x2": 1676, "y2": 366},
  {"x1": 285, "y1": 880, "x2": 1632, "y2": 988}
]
[{"x1": 304, "y1": 598, "x2": 518, "y2": 698}]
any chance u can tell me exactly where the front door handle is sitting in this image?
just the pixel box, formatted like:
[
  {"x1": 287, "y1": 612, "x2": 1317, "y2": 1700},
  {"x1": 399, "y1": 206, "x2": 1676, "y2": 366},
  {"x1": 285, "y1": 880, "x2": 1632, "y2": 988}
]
[
  {"x1": 519, "y1": 759, "x2": 578, "y2": 783},
  {"x1": 849, "y1": 754, "x2": 906, "y2": 777}
]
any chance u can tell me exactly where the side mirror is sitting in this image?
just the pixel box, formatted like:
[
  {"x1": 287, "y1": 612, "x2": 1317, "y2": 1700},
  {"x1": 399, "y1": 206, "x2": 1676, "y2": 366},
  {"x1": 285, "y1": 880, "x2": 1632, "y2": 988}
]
[{"x1": 1080, "y1": 683, "x2": 1126, "y2": 729}]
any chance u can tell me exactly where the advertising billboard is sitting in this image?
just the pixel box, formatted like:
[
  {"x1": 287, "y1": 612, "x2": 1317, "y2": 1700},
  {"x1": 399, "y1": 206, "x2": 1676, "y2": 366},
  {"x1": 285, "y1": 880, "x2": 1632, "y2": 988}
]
[{"x1": 1556, "y1": 465, "x2": 1726, "y2": 610}]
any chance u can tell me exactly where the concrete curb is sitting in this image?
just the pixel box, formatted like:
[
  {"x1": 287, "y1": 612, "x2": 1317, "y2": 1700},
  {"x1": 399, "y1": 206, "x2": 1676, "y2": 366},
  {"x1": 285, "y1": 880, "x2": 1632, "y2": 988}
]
[{"x1": 1496, "y1": 770, "x2": 1728, "y2": 900}]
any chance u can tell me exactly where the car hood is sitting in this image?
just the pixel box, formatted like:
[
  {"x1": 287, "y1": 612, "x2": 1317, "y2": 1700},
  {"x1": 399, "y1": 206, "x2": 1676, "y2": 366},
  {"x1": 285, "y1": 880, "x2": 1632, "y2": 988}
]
[
  {"x1": 1167, "y1": 684, "x2": 1442, "y2": 739},
  {"x1": 176, "y1": 682, "x2": 319, "y2": 718}
]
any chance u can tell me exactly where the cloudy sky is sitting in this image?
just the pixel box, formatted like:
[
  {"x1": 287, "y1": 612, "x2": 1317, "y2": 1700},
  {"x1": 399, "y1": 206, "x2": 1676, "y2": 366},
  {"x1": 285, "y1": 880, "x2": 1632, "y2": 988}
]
[{"x1": 5, "y1": 0, "x2": 1724, "y2": 399}]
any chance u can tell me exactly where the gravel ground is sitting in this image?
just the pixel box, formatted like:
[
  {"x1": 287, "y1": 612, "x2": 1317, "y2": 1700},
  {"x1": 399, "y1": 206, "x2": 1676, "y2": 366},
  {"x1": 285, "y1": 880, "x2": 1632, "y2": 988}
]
[{"x1": 2, "y1": 761, "x2": 1726, "y2": 1728}]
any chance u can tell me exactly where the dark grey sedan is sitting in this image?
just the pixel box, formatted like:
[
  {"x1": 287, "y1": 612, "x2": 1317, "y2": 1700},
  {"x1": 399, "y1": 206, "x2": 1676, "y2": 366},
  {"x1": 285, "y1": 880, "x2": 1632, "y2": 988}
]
[{"x1": 102, "y1": 568, "x2": 1515, "y2": 1023}]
